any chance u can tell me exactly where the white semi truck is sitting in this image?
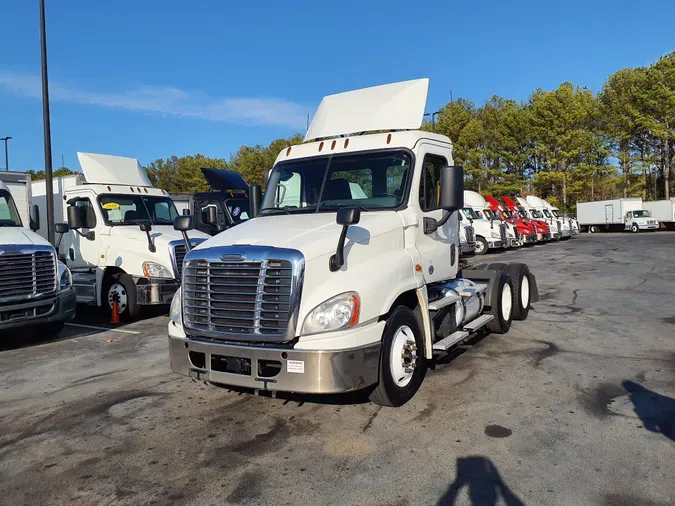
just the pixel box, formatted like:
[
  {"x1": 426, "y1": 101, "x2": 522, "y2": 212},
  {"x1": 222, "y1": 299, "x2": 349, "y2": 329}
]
[
  {"x1": 576, "y1": 198, "x2": 659, "y2": 233},
  {"x1": 525, "y1": 195, "x2": 570, "y2": 240},
  {"x1": 464, "y1": 190, "x2": 520, "y2": 249},
  {"x1": 167, "y1": 79, "x2": 539, "y2": 406},
  {"x1": 458, "y1": 216, "x2": 476, "y2": 256},
  {"x1": 0, "y1": 178, "x2": 76, "y2": 335},
  {"x1": 643, "y1": 199, "x2": 675, "y2": 230},
  {"x1": 32, "y1": 153, "x2": 210, "y2": 320},
  {"x1": 516, "y1": 197, "x2": 560, "y2": 240}
]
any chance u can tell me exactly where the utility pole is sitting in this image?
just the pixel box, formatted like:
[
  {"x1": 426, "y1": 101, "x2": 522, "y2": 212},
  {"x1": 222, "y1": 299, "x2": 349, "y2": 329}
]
[
  {"x1": 0, "y1": 136, "x2": 11, "y2": 171},
  {"x1": 424, "y1": 111, "x2": 441, "y2": 133},
  {"x1": 40, "y1": 0, "x2": 56, "y2": 245}
]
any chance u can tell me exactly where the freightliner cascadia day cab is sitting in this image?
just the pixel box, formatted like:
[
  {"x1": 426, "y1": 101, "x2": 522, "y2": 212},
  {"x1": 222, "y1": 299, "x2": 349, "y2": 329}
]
[
  {"x1": 33, "y1": 153, "x2": 210, "y2": 320},
  {"x1": 484, "y1": 195, "x2": 535, "y2": 245},
  {"x1": 576, "y1": 198, "x2": 659, "y2": 233},
  {"x1": 526, "y1": 195, "x2": 571, "y2": 240},
  {"x1": 642, "y1": 199, "x2": 675, "y2": 230},
  {"x1": 171, "y1": 168, "x2": 251, "y2": 236},
  {"x1": 460, "y1": 195, "x2": 505, "y2": 256},
  {"x1": 168, "y1": 79, "x2": 539, "y2": 406},
  {"x1": 464, "y1": 190, "x2": 520, "y2": 249},
  {"x1": 517, "y1": 197, "x2": 558, "y2": 240},
  {"x1": 0, "y1": 179, "x2": 76, "y2": 335},
  {"x1": 457, "y1": 214, "x2": 476, "y2": 256},
  {"x1": 501, "y1": 196, "x2": 550, "y2": 242}
]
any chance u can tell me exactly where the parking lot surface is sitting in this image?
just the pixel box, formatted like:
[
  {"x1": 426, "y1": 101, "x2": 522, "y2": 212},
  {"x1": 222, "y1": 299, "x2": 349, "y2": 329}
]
[{"x1": 1, "y1": 233, "x2": 674, "y2": 506}]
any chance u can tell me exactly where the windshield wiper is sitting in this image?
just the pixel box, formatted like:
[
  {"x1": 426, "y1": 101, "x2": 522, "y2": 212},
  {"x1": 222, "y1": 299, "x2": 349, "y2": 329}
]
[{"x1": 260, "y1": 207, "x2": 291, "y2": 215}]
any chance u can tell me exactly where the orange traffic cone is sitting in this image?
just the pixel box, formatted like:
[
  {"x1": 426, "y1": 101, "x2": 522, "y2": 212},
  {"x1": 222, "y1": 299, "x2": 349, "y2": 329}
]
[{"x1": 110, "y1": 299, "x2": 121, "y2": 325}]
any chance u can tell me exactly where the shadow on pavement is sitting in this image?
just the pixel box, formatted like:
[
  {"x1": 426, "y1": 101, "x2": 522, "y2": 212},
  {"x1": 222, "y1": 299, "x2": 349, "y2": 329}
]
[
  {"x1": 437, "y1": 456, "x2": 525, "y2": 506},
  {"x1": 623, "y1": 380, "x2": 675, "y2": 441}
]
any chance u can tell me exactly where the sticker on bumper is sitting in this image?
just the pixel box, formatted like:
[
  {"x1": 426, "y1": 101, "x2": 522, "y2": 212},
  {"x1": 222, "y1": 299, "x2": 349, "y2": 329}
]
[{"x1": 287, "y1": 360, "x2": 305, "y2": 374}]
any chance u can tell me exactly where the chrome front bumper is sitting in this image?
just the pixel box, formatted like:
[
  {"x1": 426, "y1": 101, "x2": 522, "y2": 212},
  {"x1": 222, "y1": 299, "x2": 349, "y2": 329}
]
[
  {"x1": 487, "y1": 239, "x2": 503, "y2": 249},
  {"x1": 460, "y1": 242, "x2": 477, "y2": 255},
  {"x1": 639, "y1": 224, "x2": 659, "y2": 230},
  {"x1": 168, "y1": 333, "x2": 381, "y2": 394},
  {"x1": 136, "y1": 278, "x2": 179, "y2": 305},
  {"x1": 522, "y1": 234, "x2": 535, "y2": 244},
  {"x1": 508, "y1": 238, "x2": 522, "y2": 248},
  {"x1": 0, "y1": 288, "x2": 76, "y2": 332}
]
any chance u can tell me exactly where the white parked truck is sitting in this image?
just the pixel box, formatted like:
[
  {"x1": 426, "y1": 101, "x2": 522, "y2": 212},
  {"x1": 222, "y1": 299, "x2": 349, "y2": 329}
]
[
  {"x1": 32, "y1": 153, "x2": 210, "y2": 320},
  {"x1": 167, "y1": 79, "x2": 539, "y2": 406},
  {"x1": 464, "y1": 190, "x2": 520, "y2": 249},
  {"x1": 517, "y1": 197, "x2": 559, "y2": 240},
  {"x1": 643, "y1": 199, "x2": 675, "y2": 230},
  {"x1": 576, "y1": 198, "x2": 659, "y2": 233},
  {"x1": 458, "y1": 214, "x2": 476, "y2": 256},
  {"x1": 0, "y1": 178, "x2": 76, "y2": 335},
  {"x1": 525, "y1": 196, "x2": 570, "y2": 239}
]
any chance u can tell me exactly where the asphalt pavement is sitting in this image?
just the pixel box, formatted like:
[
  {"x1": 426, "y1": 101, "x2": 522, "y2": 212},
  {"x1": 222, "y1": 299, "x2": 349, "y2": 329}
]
[{"x1": 1, "y1": 232, "x2": 674, "y2": 506}]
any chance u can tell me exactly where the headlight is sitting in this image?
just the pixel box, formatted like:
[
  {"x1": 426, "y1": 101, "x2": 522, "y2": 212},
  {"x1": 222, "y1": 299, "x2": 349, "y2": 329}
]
[
  {"x1": 142, "y1": 261, "x2": 173, "y2": 279},
  {"x1": 170, "y1": 287, "x2": 182, "y2": 327},
  {"x1": 58, "y1": 262, "x2": 72, "y2": 289},
  {"x1": 302, "y1": 292, "x2": 360, "y2": 335},
  {"x1": 490, "y1": 231, "x2": 500, "y2": 238}
]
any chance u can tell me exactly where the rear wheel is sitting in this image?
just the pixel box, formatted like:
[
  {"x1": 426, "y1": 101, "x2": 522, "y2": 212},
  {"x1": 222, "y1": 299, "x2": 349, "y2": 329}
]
[
  {"x1": 486, "y1": 269, "x2": 513, "y2": 334},
  {"x1": 506, "y1": 263, "x2": 530, "y2": 320},
  {"x1": 589, "y1": 225, "x2": 598, "y2": 234},
  {"x1": 475, "y1": 237, "x2": 488, "y2": 256},
  {"x1": 370, "y1": 306, "x2": 427, "y2": 407}
]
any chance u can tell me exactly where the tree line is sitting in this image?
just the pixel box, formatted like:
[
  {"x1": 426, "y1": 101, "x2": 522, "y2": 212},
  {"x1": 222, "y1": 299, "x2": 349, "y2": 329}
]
[{"x1": 44, "y1": 52, "x2": 675, "y2": 215}]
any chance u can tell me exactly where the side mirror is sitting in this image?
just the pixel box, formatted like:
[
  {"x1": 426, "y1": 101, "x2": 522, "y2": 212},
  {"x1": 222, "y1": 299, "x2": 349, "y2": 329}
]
[
  {"x1": 139, "y1": 221, "x2": 155, "y2": 252},
  {"x1": 29, "y1": 204, "x2": 40, "y2": 231},
  {"x1": 205, "y1": 206, "x2": 218, "y2": 226},
  {"x1": 174, "y1": 215, "x2": 194, "y2": 252},
  {"x1": 439, "y1": 165, "x2": 464, "y2": 211},
  {"x1": 182, "y1": 208, "x2": 191, "y2": 216},
  {"x1": 67, "y1": 205, "x2": 85, "y2": 229},
  {"x1": 249, "y1": 184, "x2": 262, "y2": 218},
  {"x1": 330, "y1": 206, "x2": 361, "y2": 272},
  {"x1": 55, "y1": 223, "x2": 69, "y2": 234}
]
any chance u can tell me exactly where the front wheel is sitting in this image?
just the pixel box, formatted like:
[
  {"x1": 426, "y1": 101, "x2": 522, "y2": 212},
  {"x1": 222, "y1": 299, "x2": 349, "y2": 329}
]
[
  {"x1": 105, "y1": 272, "x2": 140, "y2": 321},
  {"x1": 630, "y1": 223, "x2": 639, "y2": 233},
  {"x1": 589, "y1": 225, "x2": 598, "y2": 234},
  {"x1": 369, "y1": 306, "x2": 427, "y2": 407},
  {"x1": 475, "y1": 237, "x2": 488, "y2": 256}
]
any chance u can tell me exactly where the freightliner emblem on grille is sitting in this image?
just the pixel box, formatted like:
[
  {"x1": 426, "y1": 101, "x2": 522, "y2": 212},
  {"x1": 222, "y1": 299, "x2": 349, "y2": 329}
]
[{"x1": 221, "y1": 253, "x2": 246, "y2": 262}]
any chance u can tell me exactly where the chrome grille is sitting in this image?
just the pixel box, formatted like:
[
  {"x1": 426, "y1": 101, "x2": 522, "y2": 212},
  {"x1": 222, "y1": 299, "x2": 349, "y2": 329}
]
[
  {"x1": 465, "y1": 226, "x2": 475, "y2": 243},
  {"x1": 556, "y1": 220, "x2": 561, "y2": 232},
  {"x1": 182, "y1": 248, "x2": 303, "y2": 342},
  {"x1": 513, "y1": 227, "x2": 519, "y2": 240},
  {"x1": 173, "y1": 244, "x2": 187, "y2": 281},
  {"x1": 0, "y1": 249, "x2": 56, "y2": 301}
]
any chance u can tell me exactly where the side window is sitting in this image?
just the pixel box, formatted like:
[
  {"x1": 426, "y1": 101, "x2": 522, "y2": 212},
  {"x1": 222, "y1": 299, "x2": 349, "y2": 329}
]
[
  {"x1": 76, "y1": 199, "x2": 97, "y2": 228},
  {"x1": 419, "y1": 154, "x2": 448, "y2": 212}
]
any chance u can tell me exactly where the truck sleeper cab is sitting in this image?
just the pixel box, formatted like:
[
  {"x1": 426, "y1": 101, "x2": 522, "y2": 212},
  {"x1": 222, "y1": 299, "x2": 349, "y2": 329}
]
[
  {"x1": 0, "y1": 180, "x2": 76, "y2": 335},
  {"x1": 168, "y1": 79, "x2": 538, "y2": 406}
]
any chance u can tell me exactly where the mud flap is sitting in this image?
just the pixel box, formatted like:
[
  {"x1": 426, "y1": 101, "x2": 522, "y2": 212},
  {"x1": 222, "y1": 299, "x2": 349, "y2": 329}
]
[{"x1": 527, "y1": 272, "x2": 539, "y2": 303}]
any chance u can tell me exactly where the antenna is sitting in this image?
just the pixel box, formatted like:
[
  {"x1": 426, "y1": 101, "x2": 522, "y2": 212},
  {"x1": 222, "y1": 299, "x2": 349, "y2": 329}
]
[
  {"x1": 306, "y1": 114, "x2": 310, "y2": 132},
  {"x1": 61, "y1": 154, "x2": 64, "y2": 169}
]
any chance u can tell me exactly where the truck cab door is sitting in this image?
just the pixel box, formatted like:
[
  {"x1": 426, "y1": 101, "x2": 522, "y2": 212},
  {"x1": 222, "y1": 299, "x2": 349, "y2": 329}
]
[
  {"x1": 65, "y1": 197, "x2": 103, "y2": 269},
  {"x1": 194, "y1": 198, "x2": 225, "y2": 235},
  {"x1": 413, "y1": 147, "x2": 457, "y2": 283}
]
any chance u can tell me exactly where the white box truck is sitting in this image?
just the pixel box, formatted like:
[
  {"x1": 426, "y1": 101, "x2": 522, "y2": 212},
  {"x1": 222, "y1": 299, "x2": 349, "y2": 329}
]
[
  {"x1": 32, "y1": 153, "x2": 210, "y2": 320},
  {"x1": 643, "y1": 199, "x2": 675, "y2": 230},
  {"x1": 577, "y1": 198, "x2": 659, "y2": 233},
  {"x1": 167, "y1": 79, "x2": 539, "y2": 406},
  {"x1": 0, "y1": 176, "x2": 76, "y2": 335}
]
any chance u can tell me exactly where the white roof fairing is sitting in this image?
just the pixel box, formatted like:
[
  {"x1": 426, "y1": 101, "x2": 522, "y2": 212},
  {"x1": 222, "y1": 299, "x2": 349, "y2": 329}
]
[
  {"x1": 77, "y1": 152, "x2": 153, "y2": 187},
  {"x1": 304, "y1": 78, "x2": 430, "y2": 142}
]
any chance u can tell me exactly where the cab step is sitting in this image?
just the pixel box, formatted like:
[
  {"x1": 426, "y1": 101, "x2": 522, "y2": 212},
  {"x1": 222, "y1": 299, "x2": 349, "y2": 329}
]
[
  {"x1": 462, "y1": 314, "x2": 494, "y2": 332},
  {"x1": 433, "y1": 331, "x2": 469, "y2": 352}
]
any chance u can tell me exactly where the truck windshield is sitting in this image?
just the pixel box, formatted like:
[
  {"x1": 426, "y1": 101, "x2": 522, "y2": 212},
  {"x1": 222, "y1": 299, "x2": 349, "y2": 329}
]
[
  {"x1": 0, "y1": 190, "x2": 22, "y2": 227},
  {"x1": 462, "y1": 208, "x2": 477, "y2": 220},
  {"x1": 516, "y1": 207, "x2": 529, "y2": 219},
  {"x1": 542, "y1": 209, "x2": 553, "y2": 218},
  {"x1": 226, "y1": 198, "x2": 250, "y2": 223},
  {"x1": 483, "y1": 210, "x2": 497, "y2": 220},
  {"x1": 99, "y1": 194, "x2": 179, "y2": 226},
  {"x1": 551, "y1": 209, "x2": 560, "y2": 218},
  {"x1": 261, "y1": 150, "x2": 411, "y2": 214},
  {"x1": 502, "y1": 209, "x2": 513, "y2": 219},
  {"x1": 633, "y1": 210, "x2": 651, "y2": 218},
  {"x1": 530, "y1": 209, "x2": 543, "y2": 219},
  {"x1": 473, "y1": 210, "x2": 486, "y2": 220}
]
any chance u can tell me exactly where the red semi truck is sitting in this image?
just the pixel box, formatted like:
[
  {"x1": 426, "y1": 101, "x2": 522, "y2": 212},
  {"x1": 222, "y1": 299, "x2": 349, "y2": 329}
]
[{"x1": 501, "y1": 196, "x2": 550, "y2": 242}]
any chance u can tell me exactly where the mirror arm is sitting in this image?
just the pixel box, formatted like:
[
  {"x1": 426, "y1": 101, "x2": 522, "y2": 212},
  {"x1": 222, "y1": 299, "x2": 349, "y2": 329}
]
[
  {"x1": 423, "y1": 210, "x2": 454, "y2": 235},
  {"x1": 329, "y1": 225, "x2": 350, "y2": 272},
  {"x1": 73, "y1": 229, "x2": 95, "y2": 241},
  {"x1": 144, "y1": 230, "x2": 156, "y2": 253},
  {"x1": 182, "y1": 232, "x2": 192, "y2": 252}
]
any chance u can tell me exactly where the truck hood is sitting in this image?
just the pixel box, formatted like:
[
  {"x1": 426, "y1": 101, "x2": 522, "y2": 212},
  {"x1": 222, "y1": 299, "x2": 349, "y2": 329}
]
[
  {"x1": 193, "y1": 212, "x2": 403, "y2": 261},
  {"x1": 1, "y1": 227, "x2": 54, "y2": 248},
  {"x1": 109, "y1": 225, "x2": 209, "y2": 248}
]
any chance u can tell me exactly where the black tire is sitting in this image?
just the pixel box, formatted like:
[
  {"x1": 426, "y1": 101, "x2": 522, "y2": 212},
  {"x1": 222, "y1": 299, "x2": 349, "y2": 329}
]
[
  {"x1": 486, "y1": 269, "x2": 513, "y2": 334},
  {"x1": 589, "y1": 225, "x2": 597, "y2": 234},
  {"x1": 34, "y1": 321, "x2": 65, "y2": 337},
  {"x1": 630, "y1": 223, "x2": 639, "y2": 233},
  {"x1": 506, "y1": 263, "x2": 530, "y2": 321},
  {"x1": 369, "y1": 306, "x2": 427, "y2": 407},
  {"x1": 475, "y1": 236, "x2": 489, "y2": 256},
  {"x1": 104, "y1": 272, "x2": 140, "y2": 321}
]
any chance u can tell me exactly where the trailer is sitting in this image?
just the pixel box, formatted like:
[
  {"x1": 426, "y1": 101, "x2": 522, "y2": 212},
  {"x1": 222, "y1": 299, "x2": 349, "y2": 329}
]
[
  {"x1": 643, "y1": 199, "x2": 675, "y2": 230},
  {"x1": 31, "y1": 174, "x2": 85, "y2": 240},
  {"x1": 0, "y1": 171, "x2": 33, "y2": 227},
  {"x1": 576, "y1": 198, "x2": 658, "y2": 233}
]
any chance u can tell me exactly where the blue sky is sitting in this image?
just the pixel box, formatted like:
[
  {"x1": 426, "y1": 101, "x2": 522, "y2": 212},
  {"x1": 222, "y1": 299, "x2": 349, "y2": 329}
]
[{"x1": 1, "y1": 0, "x2": 673, "y2": 172}]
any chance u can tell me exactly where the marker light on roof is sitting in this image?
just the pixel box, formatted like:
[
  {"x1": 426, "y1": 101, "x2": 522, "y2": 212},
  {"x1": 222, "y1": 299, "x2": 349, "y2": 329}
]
[
  {"x1": 319, "y1": 141, "x2": 324, "y2": 152},
  {"x1": 331, "y1": 140, "x2": 336, "y2": 150},
  {"x1": 344, "y1": 138, "x2": 349, "y2": 149},
  {"x1": 386, "y1": 133, "x2": 392, "y2": 144},
  {"x1": 286, "y1": 147, "x2": 292, "y2": 156}
]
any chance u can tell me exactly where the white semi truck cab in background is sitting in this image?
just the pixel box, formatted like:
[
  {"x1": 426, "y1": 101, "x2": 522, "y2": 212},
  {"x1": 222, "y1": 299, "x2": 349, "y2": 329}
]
[
  {"x1": 39, "y1": 153, "x2": 210, "y2": 320},
  {"x1": 464, "y1": 190, "x2": 520, "y2": 249},
  {"x1": 168, "y1": 79, "x2": 539, "y2": 406},
  {"x1": 0, "y1": 180, "x2": 76, "y2": 335},
  {"x1": 459, "y1": 198, "x2": 505, "y2": 256}
]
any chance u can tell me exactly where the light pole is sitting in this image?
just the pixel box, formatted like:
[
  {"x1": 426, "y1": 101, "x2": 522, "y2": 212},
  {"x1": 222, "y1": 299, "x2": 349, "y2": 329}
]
[
  {"x1": 424, "y1": 111, "x2": 441, "y2": 132},
  {"x1": 0, "y1": 136, "x2": 11, "y2": 171},
  {"x1": 40, "y1": 0, "x2": 55, "y2": 245}
]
